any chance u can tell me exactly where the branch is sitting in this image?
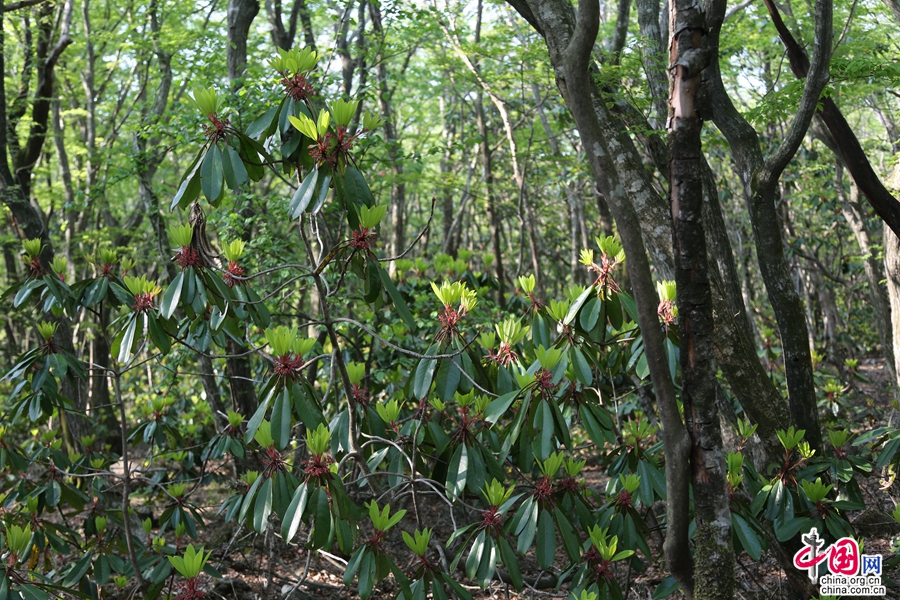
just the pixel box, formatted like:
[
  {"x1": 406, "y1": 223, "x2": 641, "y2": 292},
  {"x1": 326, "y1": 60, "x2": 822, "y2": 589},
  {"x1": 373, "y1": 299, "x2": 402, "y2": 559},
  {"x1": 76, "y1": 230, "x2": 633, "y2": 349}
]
[
  {"x1": 761, "y1": 0, "x2": 832, "y2": 182},
  {"x1": 762, "y1": 0, "x2": 900, "y2": 238},
  {"x1": 0, "y1": 0, "x2": 46, "y2": 11}
]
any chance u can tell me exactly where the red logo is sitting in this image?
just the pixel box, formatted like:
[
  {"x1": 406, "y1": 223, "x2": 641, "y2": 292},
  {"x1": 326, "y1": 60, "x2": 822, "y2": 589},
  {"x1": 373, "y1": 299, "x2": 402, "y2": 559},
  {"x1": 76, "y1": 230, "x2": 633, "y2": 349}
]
[{"x1": 792, "y1": 528, "x2": 860, "y2": 583}]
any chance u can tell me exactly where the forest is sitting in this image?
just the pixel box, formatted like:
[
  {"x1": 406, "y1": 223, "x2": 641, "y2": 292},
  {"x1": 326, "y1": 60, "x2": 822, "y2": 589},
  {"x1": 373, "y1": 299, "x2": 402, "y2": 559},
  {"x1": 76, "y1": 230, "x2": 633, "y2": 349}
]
[{"x1": 2, "y1": 0, "x2": 900, "y2": 597}]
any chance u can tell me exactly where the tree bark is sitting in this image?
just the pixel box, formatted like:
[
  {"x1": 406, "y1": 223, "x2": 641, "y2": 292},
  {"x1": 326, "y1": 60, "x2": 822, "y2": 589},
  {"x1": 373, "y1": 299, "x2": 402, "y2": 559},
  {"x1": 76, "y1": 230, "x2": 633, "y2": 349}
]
[
  {"x1": 227, "y1": 0, "x2": 259, "y2": 85},
  {"x1": 368, "y1": 0, "x2": 408, "y2": 278},
  {"x1": 668, "y1": 0, "x2": 732, "y2": 595},
  {"x1": 517, "y1": 0, "x2": 694, "y2": 591},
  {"x1": 705, "y1": 0, "x2": 831, "y2": 453}
]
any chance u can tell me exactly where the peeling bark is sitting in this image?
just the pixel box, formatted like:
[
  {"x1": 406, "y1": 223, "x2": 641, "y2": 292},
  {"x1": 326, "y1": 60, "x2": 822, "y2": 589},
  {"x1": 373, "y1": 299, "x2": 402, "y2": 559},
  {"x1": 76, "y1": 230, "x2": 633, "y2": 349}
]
[{"x1": 668, "y1": 1, "x2": 732, "y2": 596}]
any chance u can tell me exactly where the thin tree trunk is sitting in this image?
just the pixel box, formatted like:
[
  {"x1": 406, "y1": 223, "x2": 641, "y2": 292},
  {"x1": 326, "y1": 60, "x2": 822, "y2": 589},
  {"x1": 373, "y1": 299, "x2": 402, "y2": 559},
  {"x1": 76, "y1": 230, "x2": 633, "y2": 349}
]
[
  {"x1": 439, "y1": 0, "x2": 539, "y2": 292},
  {"x1": 885, "y1": 230, "x2": 900, "y2": 392},
  {"x1": 227, "y1": 0, "x2": 259, "y2": 85},
  {"x1": 368, "y1": 0, "x2": 408, "y2": 277},
  {"x1": 835, "y1": 164, "x2": 895, "y2": 378},
  {"x1": 705, "y1": 0, "x2": 831, "y2": 453},
  {"x1": 668, "y1": 0, "x2": 732, "y2": 595}
]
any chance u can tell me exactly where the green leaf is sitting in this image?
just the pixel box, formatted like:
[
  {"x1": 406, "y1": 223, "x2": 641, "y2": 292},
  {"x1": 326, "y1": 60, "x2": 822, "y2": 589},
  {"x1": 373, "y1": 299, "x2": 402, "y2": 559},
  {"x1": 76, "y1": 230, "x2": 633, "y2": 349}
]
[
  {"x1": 446, "y1": 444, "x2": 468, "y2": 499},
  {"x1": 378, "y1": 268, "x2": 417, "y2": 330},
  {"x1": 553, "y1": 506, "x2": 580, "y2": 561},
  {"x1": 253, "y1": 477, "x2": 273, "y2": 533},
  {"x1": 435, "y1": 358, "x2": 461, "y2": 401},
  {"x1": 465, "y1": 530, "x2": 486, "y2": 580},
  {"x1": 732, "y1": 513, "x2": 762, "y2": 560},
  {"x1": 17, "y1": 585, "x2": 49, "y2": 600},
  {"x1": 536, "y1": 401, "x2": 555, "y2": 460},
  {"x1": 536, "y1": 508, "x2": 556, "y2": 570},
  {"x1": 14, "y1": 279, "x2": 42, "y2": 308},
  {"x1": 413, "y1": 345, "x2": 438, "y2": 399},
  {"x1": 483, "y1": 391, "x2": 518, "y2": 424},
  {"x1": 244, "y1": 394, "x2": 272, "y2": 444},
  {"x1": 358, "y1": 551, "x2": 375, "y2": 599},
  {"x1": 364, "y1": 256, "x2": 381, "y2": 303},
  {"x1": 580, "y1": 297, "x2": 602, "y2": 331},
  {"x1": 344, "y1": 546, "x2": 366, "y2": 585},
  {"x1": 532, "y1": 313, "x2": 550, "y2": 349},
  {"x1": 201, "y1": 145, "x2": 224, "y2": 203},
  {"x1": 148, "y1": 314, "x2": 172, "y2": 355},
  {"x1": 246, "y1": 105, "x2": 279, "y2": 139},
  {"x1": 775, "y1": 516, "x2": 813, "y2": 543},
  {"x1": 117, "y1": 315, "x2": 138, "y2": 364},
  {"x1": 569, "y1": 346, "x2": 592, "y2": 385},
  {"x1": 564, "y1": 285, "x2": 593, "y2": 326},
  {"x1": 290, "y1": 169, "x2": 319, "y2": 218},
  {"x1": 312, "y1": 488, "x2": 332, "y2": 549},
  {"x1": 476, "y1": 536, "x2": 497, "y2": 588},
  {"x1": 344, "y1": 167, "x2": 375, "y2": 210},
  {"x1": 171, "y1": 150, "x2": 204, "y2": 211},
  {"x1": 271, "y1": 388, "x2": 291, "y2": 451},
  {"x1": 222, "y1": 144, "x2": 249, "y2": 189},
  {"x1": 160, "y1": 271, "x2": 184, "y2": 320},
  {"x1": 63, "y1": 551, "x2": 94, "y2": 586},
  {"x1": 652, "y1": 576, "x2": 680, "y2": 599},
  {"x1": 281, "y1": 483, "x2": 309, "y2": 543},
  {"x1": 497, "y1": 536, "x2": 523, "y2": 590}
]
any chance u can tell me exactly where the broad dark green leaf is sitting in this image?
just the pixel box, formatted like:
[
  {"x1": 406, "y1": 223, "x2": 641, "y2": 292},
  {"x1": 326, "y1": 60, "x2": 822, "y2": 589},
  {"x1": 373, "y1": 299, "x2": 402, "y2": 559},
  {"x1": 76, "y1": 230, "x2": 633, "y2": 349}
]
[
  {"x1": 435, "y1": 357, "x2": 461, "y2": 401},
  {"x1": 312, "y1": 488, "x2": 332, "y2": 549},
  {"x1": 290, "y1": 168, "x2": 319, "y2": 218},
  {"x1": 580, "y1": 297, "x2": 602, "y2": 331},
  {"x1": 244, "y1": 393, "x2": 272, "y2": 444},
  {"x1": 364, "y1": 256, "x2": 381, "y2": 303},
  {"x1": 160, "y1": 271, "x2": 184, "y2": 320},
  {"x1": 564, "y1": 285, "x2": 593, "y2": 325},
  {"x1": 483, "y1": 391, "x2": 518, "y2": 424},
  {"x1": 379, "y1": 267, "x2": 417, "y2": 330},
  {"x1": 536, "y1": 508, "x2": 556, "y2": 570},
  {"x1": 63, "y1": 551, "x2": 94, "y2": 586},
  {"x1": 413, "y1": 345, "x2": 438, "y2": 399},
  {"x1": 732, "y1": 513, "x2": 762, "y2": 559},
  {"x1": 271, "y1": 388, "x2": 291, "y2": 451},
  {"x1": 497, "y1": 536, "x2": 523, "y2": 590},
  {"x1": 446, "y1": 444, "x2": 468, "y2": 499},
  {"x1": 117, "y1": 315, "x2": 138, "y2": 364},
  {"x1": 532, "y1": 313, "x2": 550, "y2": 349},
  {"x1": 465, "y1": 530, "x2": 485, "y2": 580},
  {"x1": 222, "y1": 143, "x2": 249, "y2": 189},
  {"x1": 344, "y1": 546, "x2": 366, "y2": 585},
  {"x1": 253, "y1": 477, "x2": 273, "y2": 533},
  {"x1": 570, "y1": 346, "x2": 592, "y2": 385},
  {"x1": 358, "y1": 551, "x2": 375, "y2": 599},
  {"x1": 200, "y1": 144, "x2": 224, "y2": 203},
  {"x1": 171, "y1": 150, "x2": 204, "y2": 210},
  {"x1": 344, "y1": 166, "x2": 375, "y2": 209},
  {"x1": 246, "y1": 105, "x2": 279, "y2": 139}
]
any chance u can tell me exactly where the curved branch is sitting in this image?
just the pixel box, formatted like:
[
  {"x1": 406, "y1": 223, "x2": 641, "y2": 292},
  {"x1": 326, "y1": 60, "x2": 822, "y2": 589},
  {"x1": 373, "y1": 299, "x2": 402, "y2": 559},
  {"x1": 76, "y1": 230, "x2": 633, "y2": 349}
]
[{"x1": 761, "y1": 0, "x2": 833, "y2": 182}]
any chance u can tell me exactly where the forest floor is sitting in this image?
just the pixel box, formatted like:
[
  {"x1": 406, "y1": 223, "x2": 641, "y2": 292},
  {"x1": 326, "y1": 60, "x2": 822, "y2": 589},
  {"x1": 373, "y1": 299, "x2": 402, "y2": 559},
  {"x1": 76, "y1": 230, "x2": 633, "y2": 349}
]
[{"x1": 187, "y1": 359, "x2": 900, "y2": 600}]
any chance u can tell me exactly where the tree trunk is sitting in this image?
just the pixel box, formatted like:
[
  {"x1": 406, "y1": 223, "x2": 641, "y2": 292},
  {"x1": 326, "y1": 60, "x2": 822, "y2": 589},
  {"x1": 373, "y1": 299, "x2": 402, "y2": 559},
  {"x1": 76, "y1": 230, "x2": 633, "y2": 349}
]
[
  {"x1": 368, "y1": 0, "x2": 407, "y2": 275},
  {"x1": 511, "y1": 0, "x2": 694, "y2": 591},
  {"x1": 704, "y1": 0, "x2": 831, "y2": 453},
  {"x1": 668, "y1": 0, "x2": 733, "y2": 596},
  {"x1": 886, "y1": 231, "x2": 900, "y2": 392},
  {"x1": 227, "y1": 0, "x2": 259, "y2": 85},
  {"x1": 834, "y1": 163, "x2": 895, "y2": 379},
  {"x1": 440, "y1": 92, "x2": 458, "y2": 257}
]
